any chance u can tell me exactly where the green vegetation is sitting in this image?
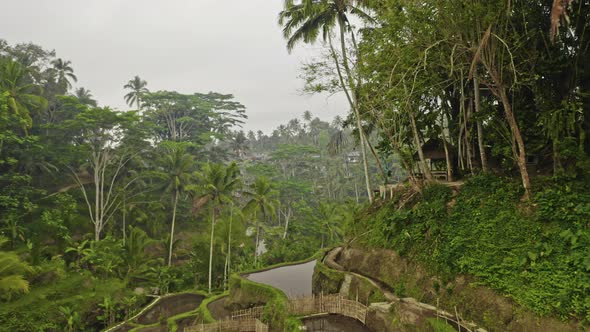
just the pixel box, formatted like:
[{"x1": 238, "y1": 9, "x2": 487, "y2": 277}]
[
  {"x1": 2, "y1": 0, "x2": 590, "y2": 330},
  {"x1": 0, "y1": 34, "x2": 358, "y2": 329},
  {"x1": 349, "y1": 175, "x2": 590, "y2": 321},
  {"x1": 426, "y1": 318, "x2": 457, "y2": 332}
]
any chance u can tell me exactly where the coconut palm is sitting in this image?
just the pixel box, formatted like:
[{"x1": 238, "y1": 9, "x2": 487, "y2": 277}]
[
  {"x1": 315, "y1": 202, "x2": 343, "y2": 248},
  {"x1": 123, "y1": 75, "x2": 149, "y2": 109},
  {"x1": 51, "y1": 58, "x2": 77, "y2": 91},
  {"x1": 159, "y1": 143, "x2": 195, "y2": 266},
  {"x1": 243, "y1": 177, "x2": 278, "y2": 265},
  {"x1": 74, "y1": 87, "x2": 97, "y2": 106},
  {"x1": 0, "y1": 236, "x2": 33, "y2": 301},
  {"x1": 191, "y1": 162, "x2": 241, "y2": 294},
  {"x1": 230, "y1": 131, "x2": 249, "y2": 159},
  {"x1": 279, "y1": 0, "x2": 376, "y2": 201},
  {"x1": 0, "y1": 58, "x2": 47, "y2": 132}
]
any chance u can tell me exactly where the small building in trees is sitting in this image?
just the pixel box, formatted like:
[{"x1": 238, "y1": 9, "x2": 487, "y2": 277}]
[
  {"x1": 413, "y1": 138, "x2": 455, "y2": 181},
  {"x1": 346, "y1": 151, "x2": 361, "y2": 163}
]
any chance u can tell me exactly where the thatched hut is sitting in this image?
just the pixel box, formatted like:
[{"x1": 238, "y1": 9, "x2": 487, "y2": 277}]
[{"x1": 413, "y1": 138, "x2": 455, "y2": 181}]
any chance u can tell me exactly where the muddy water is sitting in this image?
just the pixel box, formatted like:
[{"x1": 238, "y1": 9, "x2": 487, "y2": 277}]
[
  {"x1": 303, "y1": 315, "x2": 370, "y2": 332},
  {"x1": 245, "y1": 260, "x2": 316, "y2": 298}
]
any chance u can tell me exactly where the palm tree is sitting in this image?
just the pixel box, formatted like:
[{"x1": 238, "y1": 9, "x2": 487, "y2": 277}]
[
  {"x1": 243, "y1": 177, "x2": 278, "y2": 265},
  {"x1": 0, "y1": 236, "x2": 33, "y2": 301},
  {"x1": 123, "y1": 226, "x2": 157, "y2": 282},
  {"x1": 315, "y1": 202, "x2": 343, "y2": 248},
  {"x1": 230, "y1": 131, "x2": 249, "y2": 159},
  {"x1": 51, "y1": 58, "x2": 77, "y2": 91},
  {"x1": 124, "y1": 76, "x2": 149, "y2": 109},
  {"x1": 0, "y1": 58, "x2": 47, "y2": 132},
  {"x1": 191, "y1": 162, "x2": 241, "y2": 294},
  {"x1": 74, "y1": 87, "x2": 97, "y2": 106},
  {"x1": 279, "y1": 0, "x2": 375, "y2": 201},
  {"x1": 159, "y1": 144, "x2": 195, "y2": 266}
]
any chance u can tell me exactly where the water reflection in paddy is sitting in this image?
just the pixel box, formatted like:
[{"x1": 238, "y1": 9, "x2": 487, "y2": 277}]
[{"x1": 245, "y1": 260, "x2": 316, "y2": 298}]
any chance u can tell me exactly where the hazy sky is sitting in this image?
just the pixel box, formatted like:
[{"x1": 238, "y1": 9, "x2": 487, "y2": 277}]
[{"x1": 0, "y1": 0, "x2": 347, "y2": 133}]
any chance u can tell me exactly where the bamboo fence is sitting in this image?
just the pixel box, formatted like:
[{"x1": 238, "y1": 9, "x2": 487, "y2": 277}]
[{"x1": 187, "y1": 294, "x2": 367, "y2": 331}]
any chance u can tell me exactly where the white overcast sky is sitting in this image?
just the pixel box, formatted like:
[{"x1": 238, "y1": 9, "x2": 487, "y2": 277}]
[{"x1": 0, "y1": 0, "x2": 347, "y2": 133}]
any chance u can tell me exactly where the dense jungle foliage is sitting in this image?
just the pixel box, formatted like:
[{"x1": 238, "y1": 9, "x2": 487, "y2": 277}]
[
  {"x1": 348, "y1": 175, "x2": 590, "y2": 322},
  {"x1": 1, "y1": 0, "x2": 590, "y2": 330}
]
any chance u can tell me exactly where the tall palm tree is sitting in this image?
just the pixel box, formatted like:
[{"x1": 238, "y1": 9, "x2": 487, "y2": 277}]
[
  {"x1": 124, "y1": 76, "x2": 149, "y2": 109},
  {"x1": 279, "y1": 0, "x2": 375, "y2": 202},
  {"x1": 243, "y1": 177, "x2": 278, "y2": 265},
  {"x1": 159, "y1": 144, "x2": 195, "y2": 266},
  {"x1": 192, "y1": 162, "x2": 241, "y2": 294},
  {"x1": 0, "y1": 59, "x2": 47, "y2": 132},
  {"x1": 51, "y1": 58, "x2": 77, "y2": 91},
  {"x1": 0, "y1": 236, "x2": 33, "y2": 301},
  {"x1": 74, "y1": 87, "x2": 97, "y2": 106}
]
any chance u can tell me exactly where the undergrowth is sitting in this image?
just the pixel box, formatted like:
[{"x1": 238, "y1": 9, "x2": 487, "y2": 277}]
[{"x1": 349, "y1": 174, "x2": 590, "y2": 322}]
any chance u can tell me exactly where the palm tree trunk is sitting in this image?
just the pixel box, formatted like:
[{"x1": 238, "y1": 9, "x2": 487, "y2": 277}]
[
  {"x1": 167, "y1": 190, "x2": 179, "y2": 267},
  {"x1": 329, "y1": 26, "x2": 373, "y2": 202},
  {"x1": 254, "y1": 210, "x2": 259, "y2": 266},
  {"x1": 122, "y1": 194, "x2": 126, "y2": 246},
  {"x1": 473, "y1": 75, "x2": 488, "y2": 172},
  {"x1": 225, "y1": 206, "x2": 233, "y2": 290},
  {"x1": 208, "y1": 208, "x2": 215, "y2": 294}
]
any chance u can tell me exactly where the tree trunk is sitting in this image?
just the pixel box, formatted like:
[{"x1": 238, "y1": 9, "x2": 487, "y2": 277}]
[
  {"x1": 282, "y1": 207, "x2": 292, "y2": 240},
  {"x1": 441, "y1": 111, "x2": 453, "y2": 181},
  {"x1": 498, "y1": 87, "x2": 531, "y2": 200},
  {"x1": 442, "y1": 133, "x2": 453, "y2": 182},
  {"x1": 208, "y1": 208, "x2": 215, "y2": 294},
  {"x1": 254, "y1": 211, "x2": 259, "y2": 266},
  {"x1": 122, "y1": 194, "x2": 126, "y2": 245},
  {"x1": 465, "y1": 99, "x2": 474, "y2": 173},
  {"x1": 225, "y1": 206, "x2": 233, "y2": 290},
  {"x1": 367, "y1": 137, "x2": 387, "y2": 183},
  {"x1": 167, "y1": 190, "x2": 179, "y2": 267},
  {"x1": 473, "y1": 75, "x2": 488, "y2": 172},
  {"x1": 460, "y1": 75, "x2": 474, "y2": 173},
  {"x1": 94, "y1": 159, "x2": 101, "y2": 241},
  {"x1": 410, "y1": 112, "x2": 432, "y2": 180},
  {"x1": 328, "y1": 26, "x2": 373, "y2": 203}
]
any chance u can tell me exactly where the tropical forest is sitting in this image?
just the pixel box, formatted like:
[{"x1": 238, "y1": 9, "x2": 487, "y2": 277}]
[{"x1": 0, "y1": 0, "x2": 589, "y2": 331}]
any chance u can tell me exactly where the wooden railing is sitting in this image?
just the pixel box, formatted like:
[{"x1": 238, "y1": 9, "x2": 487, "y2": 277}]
[
  {"x1": 288, "y1": 294, "x2": 367, "y2": 324},
  {"x1": 231, "y1": 305, "x2": 265, "y2": 320},
  {"x1": 187, "y1": 294, "x2": 367, "y2": 332}
]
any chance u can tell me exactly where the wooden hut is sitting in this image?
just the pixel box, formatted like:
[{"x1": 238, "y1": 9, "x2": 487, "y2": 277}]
[{"x1": 413, "y1": 138, "x2": 455, "y2": 181}]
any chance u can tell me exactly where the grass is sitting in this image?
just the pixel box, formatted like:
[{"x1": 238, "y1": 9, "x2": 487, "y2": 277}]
[{"x1": 426, "y1": 317, "x2": 456, "y2": 332}]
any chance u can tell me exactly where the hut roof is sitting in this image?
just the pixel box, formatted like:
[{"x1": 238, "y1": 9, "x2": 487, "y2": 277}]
[{"x1": 413, "y1": 138, "x2": 455, "y2": 161}]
